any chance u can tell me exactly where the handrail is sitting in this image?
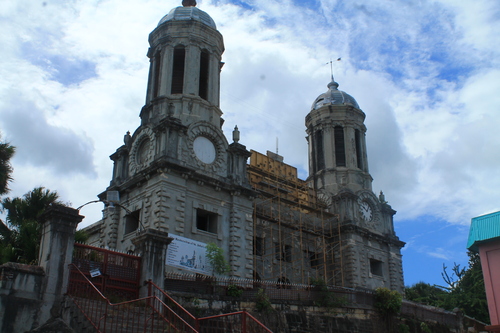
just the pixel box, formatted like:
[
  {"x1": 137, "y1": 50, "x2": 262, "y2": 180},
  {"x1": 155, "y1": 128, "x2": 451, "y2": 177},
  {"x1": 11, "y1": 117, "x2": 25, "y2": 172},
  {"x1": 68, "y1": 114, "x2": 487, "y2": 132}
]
[
  {"x1": 68, "y1": 266, "x2": 273, "y2": 332},
  {"x1": 149, "y1": 280, "x2": 273, "y2": 333},
  {"x1": 150, "y1": 296, "x2": 199, "y2": 332},
  {"x1": 198, "y1": 311, "x2": 273, "y2": 333},
  {"x1": 68, "y1": 263, "x2": 109, "y2": 301},
  {"x1": 68, "y1": 264, "x2": 185, "y2": 332},
  {"x1": 147, "y1": 280, "x2": 198, "y2": 322}
]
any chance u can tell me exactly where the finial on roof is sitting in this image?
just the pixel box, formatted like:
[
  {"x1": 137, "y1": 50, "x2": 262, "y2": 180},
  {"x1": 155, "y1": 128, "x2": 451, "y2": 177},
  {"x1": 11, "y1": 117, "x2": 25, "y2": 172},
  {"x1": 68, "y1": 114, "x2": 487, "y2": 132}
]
[
  {"x1": 233, "y1": 125, "x2": 240, "y2": 143},
  {"x1": 182, "y1": 0, "x2": 197, "y2": 7}
]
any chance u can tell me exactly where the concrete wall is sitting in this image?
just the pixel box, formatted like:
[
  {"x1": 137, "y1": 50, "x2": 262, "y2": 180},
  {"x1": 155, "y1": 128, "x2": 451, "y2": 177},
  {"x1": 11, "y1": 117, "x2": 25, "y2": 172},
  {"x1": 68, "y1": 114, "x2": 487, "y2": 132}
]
[
  {"x1": 169, "y1": 292, "x2": 473, "y2": 333},
  {"x1": 0, "y1": 263, "x2": 44, "y2": 332}
]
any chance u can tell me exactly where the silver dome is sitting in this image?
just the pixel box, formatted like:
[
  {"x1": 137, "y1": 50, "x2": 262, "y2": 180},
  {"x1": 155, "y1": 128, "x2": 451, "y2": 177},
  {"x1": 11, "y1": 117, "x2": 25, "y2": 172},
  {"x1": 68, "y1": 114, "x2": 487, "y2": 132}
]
[
  {"x1": 158, "y1": 6, "x2": 216, "y2": 29},
  {"x1": 311, "y1": 80, "x2": 359, "y2": 110}
]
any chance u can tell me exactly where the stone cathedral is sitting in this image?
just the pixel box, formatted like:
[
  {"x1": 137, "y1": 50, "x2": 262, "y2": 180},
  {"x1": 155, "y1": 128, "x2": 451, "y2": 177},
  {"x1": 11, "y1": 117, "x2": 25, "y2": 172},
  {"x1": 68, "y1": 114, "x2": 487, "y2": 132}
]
[{"x1": 85, "y1": 0, "x2": 405, "y2": 293}]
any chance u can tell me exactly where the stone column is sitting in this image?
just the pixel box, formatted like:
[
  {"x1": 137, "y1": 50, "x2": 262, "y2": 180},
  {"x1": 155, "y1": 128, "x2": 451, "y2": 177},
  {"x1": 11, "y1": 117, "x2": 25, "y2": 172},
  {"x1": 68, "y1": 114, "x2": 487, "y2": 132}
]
[
  {"x1": 132, "y1": 229, "x2": 173, "y2": 297},
  {"x1": 37, "y1": 204, "x2": 84, "y2": 327}
]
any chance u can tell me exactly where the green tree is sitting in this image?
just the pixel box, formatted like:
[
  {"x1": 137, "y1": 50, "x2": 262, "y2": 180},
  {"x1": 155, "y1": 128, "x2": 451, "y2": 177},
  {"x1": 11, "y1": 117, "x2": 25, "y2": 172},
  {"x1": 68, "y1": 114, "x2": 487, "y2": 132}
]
[
  {"x1": 205, "y1": 242, "x2": 230, "y2": 276},
  {"x1": 440, "y1": 252, "x2": 489, "y2": 323},
  {"x1": 406, "y1": 252, "x2": 489, "y2": 324},
  {"x1": 0, "y1": 136, "x2": 15, "y2": 196},
  {"x1": 0, "y1": 187, "x2": 63, "y2": 264},
  {"x1": 405, "y1": 281, "x2": 448, "y2": 307}
]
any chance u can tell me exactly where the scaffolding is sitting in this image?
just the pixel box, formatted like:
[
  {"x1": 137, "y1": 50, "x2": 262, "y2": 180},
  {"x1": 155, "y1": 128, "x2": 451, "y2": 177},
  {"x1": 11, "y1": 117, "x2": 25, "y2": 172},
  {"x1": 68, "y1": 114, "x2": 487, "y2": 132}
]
[{"x1": 248, "y1": 150, "x2": 344, "y2": 286}]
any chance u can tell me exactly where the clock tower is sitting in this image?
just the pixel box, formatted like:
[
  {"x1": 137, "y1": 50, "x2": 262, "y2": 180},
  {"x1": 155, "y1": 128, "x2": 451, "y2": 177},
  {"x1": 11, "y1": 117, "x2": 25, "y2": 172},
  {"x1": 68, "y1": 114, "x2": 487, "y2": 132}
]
[
  {"x1": 306, "y1": 78, "x2": 405, "y2": 292},
  {"x1": 92, "y1": 1, "x2": 255, "y2": 279}
]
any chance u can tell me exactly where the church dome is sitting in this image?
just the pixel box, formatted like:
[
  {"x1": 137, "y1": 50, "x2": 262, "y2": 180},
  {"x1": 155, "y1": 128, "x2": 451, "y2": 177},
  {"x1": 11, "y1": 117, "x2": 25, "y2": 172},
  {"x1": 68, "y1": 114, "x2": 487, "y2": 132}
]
[
  {"x1": 158, "y1": 5, "x2": 216, "y2": 29},
  {"x1": 311, "y1": 79, "x2": 359, "y2": 110}
]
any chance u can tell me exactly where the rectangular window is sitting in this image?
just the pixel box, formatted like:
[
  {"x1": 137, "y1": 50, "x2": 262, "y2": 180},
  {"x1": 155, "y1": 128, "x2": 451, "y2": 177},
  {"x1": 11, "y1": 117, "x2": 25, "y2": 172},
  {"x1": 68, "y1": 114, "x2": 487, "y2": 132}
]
[
  {"x1": 275, "y1": 243, "x2": 292, "y2": 262},
  {"x1": 314, "y1": 130, "x2": 325, "y2": 171},
  {"x1": 196, "y1": 209, "x2": 218, "y2": 234},
  {"x1": 254, "y1": 236, "x2": 264, "y2": 256},
  {"x1": 124, "y1": 210, "x2": 140, "y2": 235},
  {"x1": 199, "y1": 50, "x2": 209, "y2": 100},
  {"x1": 334, "y1": 126, "x2": 346, "y2": 167},
  {"x1": 355, "y1": 129, "x2": 363, "y2": 169},
  {"x1": 308, "y1": 251, "x2": 322, "y2": 268},
  {"x1": 153, "y1": 52, "x2": 161, "y2": 98},
  {"x1": 284, "y1": 245, "x2": 292, "y2": 263},
  {"x1": 171, "y1": 47, "x2": 185, "y2": 94},
  {"x1": 370, "y1": 259, "x2": 383, "y2": 277}
]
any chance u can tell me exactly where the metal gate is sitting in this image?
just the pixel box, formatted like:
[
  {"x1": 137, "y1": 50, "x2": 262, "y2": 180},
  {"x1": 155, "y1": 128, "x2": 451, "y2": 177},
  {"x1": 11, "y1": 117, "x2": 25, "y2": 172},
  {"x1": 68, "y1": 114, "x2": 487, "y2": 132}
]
[{"x1": 69, "y1": 243, "x2": 141, "y2": 301}]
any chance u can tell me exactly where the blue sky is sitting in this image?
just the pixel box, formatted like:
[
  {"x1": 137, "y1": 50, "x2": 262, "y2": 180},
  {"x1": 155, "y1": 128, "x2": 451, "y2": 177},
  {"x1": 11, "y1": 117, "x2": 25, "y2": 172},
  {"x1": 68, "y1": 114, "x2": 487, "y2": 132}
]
[{"x1": 1, "y1": 0, "x2": 499, "y2": 288}]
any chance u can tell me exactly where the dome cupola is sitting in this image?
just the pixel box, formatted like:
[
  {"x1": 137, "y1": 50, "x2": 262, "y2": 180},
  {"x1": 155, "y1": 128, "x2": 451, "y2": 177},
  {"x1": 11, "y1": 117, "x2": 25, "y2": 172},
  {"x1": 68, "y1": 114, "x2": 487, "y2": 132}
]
[
  {"x1": 311, "y1": 79, "x2": 359, "y2": 110},
  {"x1": 158, "y1": 0, "x2": 216, "y2": 29}
]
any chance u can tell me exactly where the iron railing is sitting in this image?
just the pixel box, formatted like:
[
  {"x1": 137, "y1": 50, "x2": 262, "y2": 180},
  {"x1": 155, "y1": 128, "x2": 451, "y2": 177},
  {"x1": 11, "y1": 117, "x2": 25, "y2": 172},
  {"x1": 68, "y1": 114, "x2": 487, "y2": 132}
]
[
  {"x1": 71, "y1": 243, "x2": 141, "y2": 300},
  {"x1": 198, "y1": 311, "x2": 273, "y2": 333},
  {"x1": 164, "y1": 272, "x2": 356, "y2": 305},
  {"x1": 148, "y1": 280, "x2": 273, "y2": 333},
  {"x1": 68, "y1": 264, "x2": 196, "y2": 333},
  {"x1": 67, "y1": 264, "x2": 273, "y2": 333}
]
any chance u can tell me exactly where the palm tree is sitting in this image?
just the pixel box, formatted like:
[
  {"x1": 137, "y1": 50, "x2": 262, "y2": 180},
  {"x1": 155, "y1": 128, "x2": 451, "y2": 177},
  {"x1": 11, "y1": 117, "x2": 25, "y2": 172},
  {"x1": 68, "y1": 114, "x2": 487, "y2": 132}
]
[
  {"x1": 0, "y1": 187, "x2": 63, "y2": 264},
  {"x1": 0, "y1": 136, "x2": 15, "y2": 196}
]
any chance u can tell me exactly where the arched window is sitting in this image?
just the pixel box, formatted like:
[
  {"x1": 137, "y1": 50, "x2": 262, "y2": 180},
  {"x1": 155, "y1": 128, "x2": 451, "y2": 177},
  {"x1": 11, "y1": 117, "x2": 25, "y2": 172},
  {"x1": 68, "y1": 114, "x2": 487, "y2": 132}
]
[
  {"x1": 152, "y1": 52, "x2": 161, "y2": 98},
  {"x1": 355, "y1": 129, "x2": 363, "y2": 169},
  {"x1": 199, "y1": 50, "x2": 209, "y2": 100},
  {"x1": 314, "y1": 130, "x2": 325, "y2": 172},
  {"x1": 334, "y1": 126, "x2": 346, "y2": 167},
  {"x1": 171, "y1": 46, "x2": 185, "y2": 94}
]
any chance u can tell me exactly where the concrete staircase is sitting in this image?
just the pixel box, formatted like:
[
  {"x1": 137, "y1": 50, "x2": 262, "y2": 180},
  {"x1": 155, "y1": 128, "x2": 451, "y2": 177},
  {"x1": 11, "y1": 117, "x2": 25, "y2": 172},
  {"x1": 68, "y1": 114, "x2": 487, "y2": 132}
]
[{"x1": 66, "y1": 297, "x2": 178, "y2": 333}]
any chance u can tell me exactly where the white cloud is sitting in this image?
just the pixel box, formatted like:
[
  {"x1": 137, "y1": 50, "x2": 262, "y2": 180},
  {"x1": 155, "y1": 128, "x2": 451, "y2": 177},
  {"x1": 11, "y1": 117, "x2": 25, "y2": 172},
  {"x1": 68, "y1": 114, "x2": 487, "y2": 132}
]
[{"x1": 1, "y1": 0, "x2": 499, "y2": 241}]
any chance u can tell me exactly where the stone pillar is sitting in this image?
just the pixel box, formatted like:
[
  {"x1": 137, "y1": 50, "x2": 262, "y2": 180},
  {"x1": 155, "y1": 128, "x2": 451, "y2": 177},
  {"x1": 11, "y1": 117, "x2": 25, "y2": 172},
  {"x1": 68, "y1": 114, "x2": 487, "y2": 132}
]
[
  {"x1": 132, "y1": 229, "x2": 173, "y2": 297},
  {"x1": 37, "y1": 204, "x2": 84, "y2": 327}
]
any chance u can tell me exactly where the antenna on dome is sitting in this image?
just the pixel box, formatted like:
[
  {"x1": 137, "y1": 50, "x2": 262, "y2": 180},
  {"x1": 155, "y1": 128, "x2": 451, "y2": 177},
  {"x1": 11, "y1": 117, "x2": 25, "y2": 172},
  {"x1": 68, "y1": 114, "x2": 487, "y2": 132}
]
[
  {"x1": 326, "y1": 57, "x2": 341, "y2": 81},
  {"x1": 276, "y1": 137, "x2": 279, "y2": 155}
]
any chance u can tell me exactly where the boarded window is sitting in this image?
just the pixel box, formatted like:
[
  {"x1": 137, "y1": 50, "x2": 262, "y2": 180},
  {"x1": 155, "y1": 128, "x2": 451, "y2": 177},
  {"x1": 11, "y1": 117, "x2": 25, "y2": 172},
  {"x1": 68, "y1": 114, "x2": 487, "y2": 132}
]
[
  {"x1": 171, "y1": 47, "x2": 185, "y2": 94},
  {"x1": 199, "y1": 50, "x2": 209, "y2": 100},
  {"x1": 334, "y1": 126, "x2": 346, "y2": 167}
]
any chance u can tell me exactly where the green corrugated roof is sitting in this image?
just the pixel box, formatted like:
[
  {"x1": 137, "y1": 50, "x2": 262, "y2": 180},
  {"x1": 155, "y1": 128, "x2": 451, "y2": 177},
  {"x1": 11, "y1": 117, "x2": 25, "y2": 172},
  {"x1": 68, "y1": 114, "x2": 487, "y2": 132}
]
[{"x1": 467, "y1": 210, "x2": 500, "y2": 252}]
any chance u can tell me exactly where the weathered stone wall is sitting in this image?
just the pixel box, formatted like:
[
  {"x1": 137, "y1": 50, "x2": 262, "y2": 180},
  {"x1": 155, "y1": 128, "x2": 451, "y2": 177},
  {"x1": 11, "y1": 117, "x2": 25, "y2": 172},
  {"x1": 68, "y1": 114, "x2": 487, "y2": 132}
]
[
  {"x1": 0, "y1": 263, "x2": 44, "y2": 333},
  {"x1": 167, "y1": 290, "x2": 481, "y2": 333}
]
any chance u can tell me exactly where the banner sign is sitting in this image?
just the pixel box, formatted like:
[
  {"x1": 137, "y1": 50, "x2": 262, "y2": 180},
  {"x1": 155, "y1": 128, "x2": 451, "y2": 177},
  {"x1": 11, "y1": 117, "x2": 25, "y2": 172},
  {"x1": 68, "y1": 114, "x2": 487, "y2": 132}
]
[{"x1": 166, "y1": 234, "x2": 211, "y2": 275}]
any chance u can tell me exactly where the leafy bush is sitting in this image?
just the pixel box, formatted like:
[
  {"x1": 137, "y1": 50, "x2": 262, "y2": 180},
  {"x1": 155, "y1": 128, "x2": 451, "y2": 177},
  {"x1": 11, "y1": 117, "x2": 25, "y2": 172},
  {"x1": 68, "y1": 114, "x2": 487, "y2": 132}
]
[
  {"x1": 205, "y1": 242, "x2": 230, "y2": 276},
  {"x1": 227, "y1": 284, "x2": 243, "y2": 298},
  {"x1": 310, "y1": 278, "x2": 347, "y2": 308},
  {"x1": 255, "y1": 288, "x2": 272, "y2": 312},
  {"x1": 374, "y1": 287, "x2": 402, "y2": 317}
]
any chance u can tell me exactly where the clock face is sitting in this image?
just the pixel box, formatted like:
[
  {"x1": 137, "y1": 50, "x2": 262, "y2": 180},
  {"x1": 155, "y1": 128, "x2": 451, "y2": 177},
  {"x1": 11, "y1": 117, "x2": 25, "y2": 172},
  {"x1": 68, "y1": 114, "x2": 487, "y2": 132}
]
[
  {"x1": 136, "y1": 139, "x2": 150, "y2": 165},
  {"x1": 359, "y1": 201, "x2": 373, "y2": 222},
  {"x1": 193, "y1": 136, "x2": 216, "y2": 164}
]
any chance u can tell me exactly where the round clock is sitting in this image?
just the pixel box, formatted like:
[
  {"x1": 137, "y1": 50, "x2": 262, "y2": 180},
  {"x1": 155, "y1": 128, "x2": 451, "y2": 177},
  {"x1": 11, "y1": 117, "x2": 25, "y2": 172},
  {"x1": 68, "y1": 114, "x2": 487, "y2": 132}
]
[
  {"x1": 359, "y1": 201, "x2": 373, "y2": 222},
  {"x1": 136, "y1": 139, "x2": 151, "y2": 165},
  {"x1": 193, "y1": 136, "x2": 216, "y2": 164}
]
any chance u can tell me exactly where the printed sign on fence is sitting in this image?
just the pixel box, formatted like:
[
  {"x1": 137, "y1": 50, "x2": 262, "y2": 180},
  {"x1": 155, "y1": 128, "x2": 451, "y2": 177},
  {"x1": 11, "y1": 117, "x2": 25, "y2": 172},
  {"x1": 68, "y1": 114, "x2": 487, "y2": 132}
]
[{"x1": 166, "y1": 234, "x2": 211, "y2": 275}]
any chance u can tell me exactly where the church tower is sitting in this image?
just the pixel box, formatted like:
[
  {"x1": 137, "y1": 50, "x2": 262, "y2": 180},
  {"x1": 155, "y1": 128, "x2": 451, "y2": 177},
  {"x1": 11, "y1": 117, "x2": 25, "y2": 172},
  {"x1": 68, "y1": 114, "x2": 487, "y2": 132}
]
[
  {"x1": 306, "y1": 78, "x2": 405, "y2": 292},
  {"x1": 93, "y1": 1, "x2": 255, "y2": 279}
]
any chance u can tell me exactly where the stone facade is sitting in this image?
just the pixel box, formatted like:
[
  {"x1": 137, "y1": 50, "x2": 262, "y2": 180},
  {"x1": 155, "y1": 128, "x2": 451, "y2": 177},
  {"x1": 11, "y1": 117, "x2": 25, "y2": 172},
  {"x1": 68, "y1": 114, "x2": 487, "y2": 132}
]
[
  {"x1": 84, "y1": 2, "x2": 405, "y2": 293},
  {"x1": 306, "y1": 80, "x2": 405, "y2": 292},
  {"x1": 86, "y1": 3, "x2": 255, "y2": 280}
]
